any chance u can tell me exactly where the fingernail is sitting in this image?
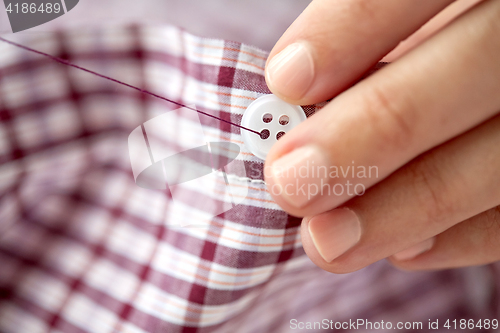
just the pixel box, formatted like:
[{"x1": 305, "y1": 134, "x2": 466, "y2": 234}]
[
  {"x1": 270, "y1": 145, "x2": 329, "y2": 208},
  {"x1": 392, "y1": 237, "x2": 435, "y2": 261},
  {"x1": 308, "y1": 208, "x2": 362, "y2": 262},
  {"x1": 266, "y1": 42, "x2": 315, "y2": 100}
]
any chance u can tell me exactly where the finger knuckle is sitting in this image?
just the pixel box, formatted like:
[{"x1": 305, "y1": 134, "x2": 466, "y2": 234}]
[
  {"x1": 489, "y1": 206, "x2": 500, "y2": 248},
  {"x1": 360, "y1": 84, "x2": 417, "y2": 152},
  {"x1": 341, "y1": 0, "x2": 378, "y2": 20},
  {"x1": 405, "y1": 154, "x2": 455, "y2": 226},
  {"x1": 475, "y1": 206, "x2": 500, "y2": 256},
  {"x1": 484, "y1": 206, "x2": 500, "y2": 232},
  {"x1": 493, "y1": 205, "x2": 500, "y2": 223}
]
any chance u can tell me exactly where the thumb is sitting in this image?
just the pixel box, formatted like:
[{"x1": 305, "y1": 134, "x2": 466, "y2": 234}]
[{"x1": 264, "y1": 0, "x2": 452, "y2": 105}]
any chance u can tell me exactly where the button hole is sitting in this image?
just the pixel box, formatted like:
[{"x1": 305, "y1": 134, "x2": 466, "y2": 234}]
[
  {"x1": 262, "y1": 113, "x2": 273, "y2": 123},
  {"x1": 260, "y1": 129, "x2": 270, "y2": 139},
  {"x1": 279, "y1": 115, "x2": 289, "y2": 125}
]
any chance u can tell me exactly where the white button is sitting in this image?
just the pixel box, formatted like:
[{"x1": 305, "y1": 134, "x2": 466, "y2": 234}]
[{"x1": 241, "y1": 94, "x2": 307, "y2": 160}]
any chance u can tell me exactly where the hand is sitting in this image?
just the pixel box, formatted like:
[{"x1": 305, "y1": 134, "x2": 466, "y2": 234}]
[{"x1": 263, "y1": 0, "x2": 500, "y2": 273}]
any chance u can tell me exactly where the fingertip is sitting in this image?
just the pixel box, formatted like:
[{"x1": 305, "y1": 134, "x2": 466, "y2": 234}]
[
  {"x1": 265, "y1": 42, "x2": 315, "y2": 103},
  {"x1": 308, "y1": 208, "x2": 362, "y2": 262},
  {"x1": 300, "y1": 213, "x2": 365, "y2": 274}
]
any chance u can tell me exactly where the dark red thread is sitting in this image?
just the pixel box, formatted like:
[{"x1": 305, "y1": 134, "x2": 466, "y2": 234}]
[{"x1": 0, "y1": 36, "x2": 261, "y2": 136}]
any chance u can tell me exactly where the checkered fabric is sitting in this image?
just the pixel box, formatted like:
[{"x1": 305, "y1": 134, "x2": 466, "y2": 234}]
[{"x1": 0, "y1": 25, "x2": 499, "y2": 333}]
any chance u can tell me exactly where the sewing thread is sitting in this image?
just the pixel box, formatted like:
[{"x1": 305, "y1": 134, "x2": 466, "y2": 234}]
[{"x1": 0, "y1": 36, "x2": 261, "y2": 136}]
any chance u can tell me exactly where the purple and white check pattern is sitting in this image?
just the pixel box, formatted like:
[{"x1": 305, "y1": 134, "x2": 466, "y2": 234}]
[{"x1": 0, "y1": 25, "x2": 498, "y2": 333}]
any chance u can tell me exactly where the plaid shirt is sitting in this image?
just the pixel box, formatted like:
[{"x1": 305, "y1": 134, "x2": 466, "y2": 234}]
[{"x1": 0, "y1": 25, "x2": 498, "y2": 333}]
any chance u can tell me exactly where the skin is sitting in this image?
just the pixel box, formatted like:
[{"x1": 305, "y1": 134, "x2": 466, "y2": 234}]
[{"x1": 264, "y1": 0, "x2": 500, "y2": 272}]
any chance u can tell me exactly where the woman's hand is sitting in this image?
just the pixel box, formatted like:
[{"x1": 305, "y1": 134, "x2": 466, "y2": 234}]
[{"x1": 264, "y1": 0, "x2": 500, "y2": 273}]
